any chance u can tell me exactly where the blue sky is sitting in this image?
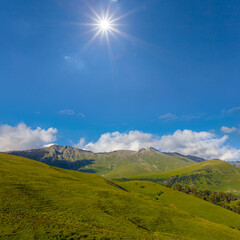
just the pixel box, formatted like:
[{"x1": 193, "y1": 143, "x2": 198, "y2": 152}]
[{"x1": 0, "y1": 0, "x2": 240, "y2": 159}]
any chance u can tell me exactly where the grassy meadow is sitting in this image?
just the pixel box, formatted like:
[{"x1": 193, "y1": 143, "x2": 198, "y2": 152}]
[
  {"x1": 119, "y1": 160, "x2": 240, "y2": 193},
  {"x1": 118, "y1": 180, "x2": 240, "y2": 230},
  {"x1": 1, "y1": 153, "x2": 240, "y2": 239}
]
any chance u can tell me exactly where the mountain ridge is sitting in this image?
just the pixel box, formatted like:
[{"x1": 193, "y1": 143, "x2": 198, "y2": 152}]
[{"x1": 6, "y1": 145, "x2": 200, "y2": 178}]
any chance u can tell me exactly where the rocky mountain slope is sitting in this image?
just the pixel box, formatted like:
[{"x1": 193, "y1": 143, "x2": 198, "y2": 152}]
[{"x1": 7, "y1": 145, "x2": 200, "y2": 178}]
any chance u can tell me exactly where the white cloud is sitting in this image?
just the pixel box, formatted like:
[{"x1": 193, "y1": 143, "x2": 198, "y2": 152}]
[
  {"x1": 58, "y1": 110, "x2": 75, "y2": 115},
  {"x1": 220, "y1": 126, "x2": 237, "y2": 134},
  {"x1": 159, "y1": 113, "x2": 201, "y2": 121},
  {"x1": 0, "y1": 123, "x2": 57, "y2": 151},
  {"x1": 75, "y1": 130, "x2": 240, "y2": 161},
  {"x1": 159, "y1": 113, "x2": 178, "y2": 121},
  {"x1": 58, "y1": 110, "x2": 85, "y2": 118},
  {"x1": 43, "y1": 143, "x2": 56, "y2": 148},
  {"x1": 158, "y1": 130, "x2": 240, "y2": 161},
  {"x1": 76, "y1": 131, "x2": 160, "y2": 153},
  {"x1": 222, "y1": 106, "x2": 240, "y2": 115}
]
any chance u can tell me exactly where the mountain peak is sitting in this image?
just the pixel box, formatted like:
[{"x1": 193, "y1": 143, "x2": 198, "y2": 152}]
[
  {"x1": 137, "y1": 147, "x2": 159, "y2": 153},
  {"x1": 43, "y1": 144, "x2": 60, "y2": 149},
  {"x1": 138, "y1": 148, "x2": 146, "y2": 152},
  {"x1": 148, "y1": 147, "x2": 159, "y2": 152}
]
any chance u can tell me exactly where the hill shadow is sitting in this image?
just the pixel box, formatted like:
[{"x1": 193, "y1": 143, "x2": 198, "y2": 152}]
[{"x1": 41, "y1": 159, "x2": 95, "y2": 171}]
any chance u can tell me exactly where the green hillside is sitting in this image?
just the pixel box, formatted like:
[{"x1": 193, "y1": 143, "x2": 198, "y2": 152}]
[
  {"x1": 7, "y1": 145, "x2": 197, "y2": 178},
  {"x1": 120, "y1": 160, "x2": 240, "y2": 193},
  {"x1": 1, "y1": 153, "x2": 240, "y2": 240},
  {"x1": 118, "y1": 181, "x2": 240, "y2": 230}
]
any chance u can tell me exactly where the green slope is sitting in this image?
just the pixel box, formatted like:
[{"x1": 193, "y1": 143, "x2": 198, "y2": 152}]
[
  {"x1": 102, "y1": 148, "x2": 196, "y2": 178},
  {"x1": 1, "y1": 153, "x2": 240, "y2": 240},
  {"x1": 7, "y1": 145, "x2": 196, "y2": 178},
  {"x1": 118, "y1": 181, "x2": 240, "y2": 230},
  {"x1": 120, "y1": 160, "x2": 240, "y2": 193}
]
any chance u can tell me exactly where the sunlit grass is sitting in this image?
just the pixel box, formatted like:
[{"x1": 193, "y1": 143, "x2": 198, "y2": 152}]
[{"x1": 1, "y1": 154, "x2": 240, "y2": 239}]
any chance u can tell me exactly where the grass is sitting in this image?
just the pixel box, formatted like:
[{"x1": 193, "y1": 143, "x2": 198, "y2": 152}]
[
  {"x1": 118, "y1": 180, "x2": 240, "y2": 230},
  {"x1": 119, "y1": 160, "x2": 240, "y2": 193},
  {"x1": 1, "y1": 153, "x2": 240, "y2": 239}
]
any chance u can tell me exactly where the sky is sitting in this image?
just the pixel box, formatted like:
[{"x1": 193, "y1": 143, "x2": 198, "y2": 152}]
[{"x1": 0, "y1": 0, "x2": 240, "y2": 160}]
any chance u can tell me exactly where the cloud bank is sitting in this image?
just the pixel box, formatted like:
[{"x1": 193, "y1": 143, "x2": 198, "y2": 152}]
[
  {"x1": 76, "y1": 130, "x2": 240, "y2": 161},
  {"x1": 76, "y1": 131, "x2": 159, "y2": 153},
  {"x1": 158, "y1": 130, "x2": 239, "y2": 161},
  {"x1": 0, "y1": 123, "x2": 57, "y2": 151},
  {"x1": 1, "y1": 123, "x2": 239, "y2": 161}
]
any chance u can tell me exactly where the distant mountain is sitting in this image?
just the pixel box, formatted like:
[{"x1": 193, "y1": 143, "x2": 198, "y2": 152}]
[
  {"x1": 1, "y1": 153, "x2": 240, "y2": 239},
  {"x1": 122, "y1": 160, "x2": 240, "y2": 193},
  {"x1": 163, "y1": 152, "x2": 205, "y2": 162},
  {"x1": 230, "y1": 161, "x2": 240, "y2": 168},
  {"x1": 7, "y1": 145, "x2": 200, "y2": 178}
]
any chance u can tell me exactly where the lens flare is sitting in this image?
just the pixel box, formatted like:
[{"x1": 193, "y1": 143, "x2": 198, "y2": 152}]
[
  {"x1": 80, "y1": 4, "x2": 126, "y2": 52},
  {"x1": 80, "y1": 3, "x2": 143, "y2": 58},
  {"x1": 99, "y1": 19, "x2": 111, "y2": 31}
]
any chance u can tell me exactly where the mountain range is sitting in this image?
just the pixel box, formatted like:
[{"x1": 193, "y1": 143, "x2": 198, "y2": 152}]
[
  {"x1": 7, "y1": 145, "x2": 204, "y2": 178},
  {"x1": 230, "y1": 161, "x2": 240, "y2": 168}
]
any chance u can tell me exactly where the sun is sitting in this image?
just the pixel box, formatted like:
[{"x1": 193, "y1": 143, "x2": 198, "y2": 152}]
[
  {"x1": 82, "y1": 5, "x2": 121, "y2": 43},
  {"x1": 99, "y1": 19, "x2": 112, "y2": 31},
  {"x1": 80, "y1": 4, "x2": 131, "y2": 53},
  {"x1": 92, "y1": 14, "x2": 117, "y2": 39}
]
